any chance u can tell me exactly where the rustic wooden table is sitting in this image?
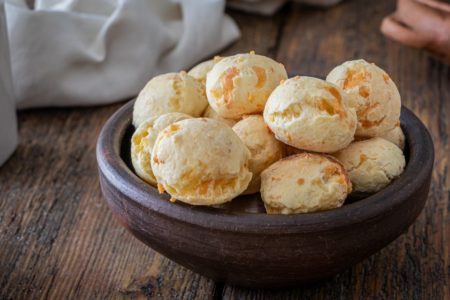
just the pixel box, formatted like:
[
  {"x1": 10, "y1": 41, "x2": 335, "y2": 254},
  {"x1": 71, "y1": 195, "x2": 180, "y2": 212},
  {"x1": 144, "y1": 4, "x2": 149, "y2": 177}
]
[{"x1": 1, "y1": 0, "x2": 449, "y2": 299}]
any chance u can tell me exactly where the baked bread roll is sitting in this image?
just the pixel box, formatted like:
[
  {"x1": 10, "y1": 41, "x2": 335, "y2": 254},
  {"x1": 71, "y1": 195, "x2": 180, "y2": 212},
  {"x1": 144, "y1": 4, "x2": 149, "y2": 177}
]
[
  {"x1": 133, "y1": 72, "x2": 207, "y2": 127},
  {"x1": 188, "y1": 56, "x2": 221, "y2": 86},
  {"x1": 151, "y1": 118, "x2": 252, "y2": 205},
  {"x1": 333, "y1": 137, "x2": 406, "y2": 193},
  {"x1": 264, "y1": 76, "x2": 357, "y2": 153},
  {"x1": 260, "y1": 153, "x2": 351, "y2": 214},
  {"x1": 326, "y1": 59, "x2": 401, "y2": 137},
  {"x1": 131, "y1": 113, "x2": 192, "y2": 185},
  {"x1": 380, "y1": 123, "x2": 405, "y2": 150},
  {"x1": 232, "y1": 115, "x2": 284, "y2": 194},
  {"x1": 206, "y1": 52, "x2": 287, "y2": 119}
]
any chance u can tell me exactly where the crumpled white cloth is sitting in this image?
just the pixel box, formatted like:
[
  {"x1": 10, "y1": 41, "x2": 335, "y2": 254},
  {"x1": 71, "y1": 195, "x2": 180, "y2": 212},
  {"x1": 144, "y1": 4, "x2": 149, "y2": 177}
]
[
  {"x1": 5, "y1": 0, "x2": 240, "y2": 109},
  {"x1": 0, "y1": 0, "x2": 17, "y2": 166}
]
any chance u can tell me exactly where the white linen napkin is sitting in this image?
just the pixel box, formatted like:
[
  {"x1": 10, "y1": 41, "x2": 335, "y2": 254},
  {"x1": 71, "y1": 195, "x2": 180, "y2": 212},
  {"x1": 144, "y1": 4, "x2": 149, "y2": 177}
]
[
  {"x1": 0, "y1": 0, "x2": 239, "y2": 166},
  {"x1": 5, "y1": 0, "x2": 240, "y2": 109},
  {"x1": 0, "y1": 0, "x2": 18, "y2": 166}
]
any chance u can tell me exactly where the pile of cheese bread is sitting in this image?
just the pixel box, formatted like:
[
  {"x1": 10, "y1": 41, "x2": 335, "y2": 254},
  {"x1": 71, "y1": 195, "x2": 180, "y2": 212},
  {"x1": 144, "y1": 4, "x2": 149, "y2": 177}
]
[{"x1": 131, "y1": 52, "x2": 406, "y2": 214}]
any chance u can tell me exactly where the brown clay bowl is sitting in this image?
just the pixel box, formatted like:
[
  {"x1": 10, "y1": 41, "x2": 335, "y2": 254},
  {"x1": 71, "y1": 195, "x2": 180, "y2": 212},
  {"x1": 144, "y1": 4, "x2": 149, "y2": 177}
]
[{"x1": 96, "y1": 100, "x2": 434, "y2": 288}]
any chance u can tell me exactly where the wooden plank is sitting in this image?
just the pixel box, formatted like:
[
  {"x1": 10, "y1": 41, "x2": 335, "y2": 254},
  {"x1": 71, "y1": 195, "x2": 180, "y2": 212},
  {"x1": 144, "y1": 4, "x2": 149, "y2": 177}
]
[
  {"x1": 0, "y1": 8, "x2": 285, "y2": 300},
  {"x1": 221, "y1": 8, "x2": 287, "y2": 58},
  {"x1": 223, "y1": 0, "x2": 449, "y2": 299},
  {"x1": 0, "y1": 105, "x2": 216, "y2": 299},
  {"x1": 1, "y1": 0, "x2": 448, "y2": 298}
]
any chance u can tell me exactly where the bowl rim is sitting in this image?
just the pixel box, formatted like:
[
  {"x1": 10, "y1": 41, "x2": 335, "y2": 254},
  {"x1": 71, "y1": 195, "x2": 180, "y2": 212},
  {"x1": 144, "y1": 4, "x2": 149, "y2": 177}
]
[{"x1": 96, "y1": 100, "x2": 434, "y2": 234}]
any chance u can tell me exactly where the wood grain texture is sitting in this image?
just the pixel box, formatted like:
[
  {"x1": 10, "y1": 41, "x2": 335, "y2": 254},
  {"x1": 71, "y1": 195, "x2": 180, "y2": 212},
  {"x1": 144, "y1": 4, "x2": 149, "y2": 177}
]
[
  {"x1": 0, "y1": 106, "x2": 216, "y2": 299},
  {"x1": 0, "y1": 0, "x2": 448, "y2": 299},
  {"x1": 224, "y1": 1, "x2": 449, "y2": 299}
]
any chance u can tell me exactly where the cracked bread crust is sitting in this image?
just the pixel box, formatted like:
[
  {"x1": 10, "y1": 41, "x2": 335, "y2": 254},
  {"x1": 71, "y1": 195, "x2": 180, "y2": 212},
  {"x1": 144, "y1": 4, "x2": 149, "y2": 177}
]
[
  {"x1": 326, "y1": 59, "x2": 401, "y2": 138},
  {"x1": 131, "y1": 113, "x2": 192, "y2": 185},
  {"x1": 333, "y1": 137, "x2": 405, "y2": 193},
  {"x1": 260, "y1": 152, "x2": 351, "y2": 214},
  {"x1": 133, "y1": 72, "x2": 208, "y2": 127},
  {"x1": 380, "y1": 123, "x2": 405, "y2": 150},
  {"x1": 263, "y1": 76, "x2": 357, "y2": 153},
  {"x1": 206, "y1": 52, "x2": 288, "y2": 119},
  {"x1": 232, "y1": 115, "x2": 284, "y2": 194},
  {"x1": 151, "y1": 118, "x2": 252, "y2": 205}
]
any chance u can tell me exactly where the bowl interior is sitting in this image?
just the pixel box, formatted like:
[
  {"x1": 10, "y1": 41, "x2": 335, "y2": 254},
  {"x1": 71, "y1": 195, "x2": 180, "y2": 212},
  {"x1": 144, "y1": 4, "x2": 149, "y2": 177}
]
[
  {"x1": 97, "y1": 99, "x2": 434, "y2": 232},
  {"x1": 119, "y1": 111, "x2": 411, "y2": 215}
]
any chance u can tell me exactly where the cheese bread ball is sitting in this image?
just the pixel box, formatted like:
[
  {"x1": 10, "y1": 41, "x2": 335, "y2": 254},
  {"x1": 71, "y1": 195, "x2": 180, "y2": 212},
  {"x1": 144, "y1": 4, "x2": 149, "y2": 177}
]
[
  {"x1": 260, "y1": 153, "x2": 351, "y2": 214},
  {"x1": 203, "y1": 105, "x2": 238, "y2": 127},
  {"x1": 188, "y1": 56, "x2": 221, "y2": 86},
  {"x1": 206, "y1": 52, "x2": 288, "y2": 119},
  {"x1": 151, "y1": 118, "x2": 252, "y2": 205},
  {"x1": 380, "y1": 123, "x2": 405, "y2": 150},
  {"x1": 326, "y1": 59, "x2": 401, "y2": 137},
  {"x1": 132, "y1": 72, "x2": 208, "y2": 127},
  {"x1": 131, "y1": 113, "x2": 192, "y2": 185},
  {"x1": 333, "y1": 137, "x2": 405, "y2": 193},
  {"x1": 264, "y1": 76, "x2": 357, "y2": 153},
  {"x1": 232, "y1": 115, "x2": 284, "y2": 194}
]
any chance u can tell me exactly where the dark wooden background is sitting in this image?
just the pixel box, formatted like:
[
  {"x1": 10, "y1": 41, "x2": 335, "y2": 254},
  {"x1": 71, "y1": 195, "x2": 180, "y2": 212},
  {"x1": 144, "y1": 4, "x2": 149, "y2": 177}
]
[{"x1": 1, "y1": 0, "x2": 449, "y2": 299}]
